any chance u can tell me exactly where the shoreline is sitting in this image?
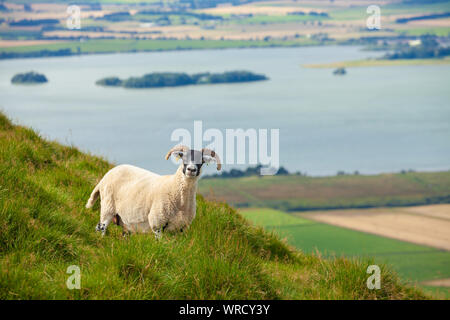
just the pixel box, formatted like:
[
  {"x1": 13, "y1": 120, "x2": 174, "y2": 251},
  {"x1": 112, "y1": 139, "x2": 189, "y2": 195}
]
[
  {"x1": 303, "y1": 57, "x2": 450, "y2": 68},
  {"x1": 0, "y1": 38, "x2": 323, "y2": 61}
]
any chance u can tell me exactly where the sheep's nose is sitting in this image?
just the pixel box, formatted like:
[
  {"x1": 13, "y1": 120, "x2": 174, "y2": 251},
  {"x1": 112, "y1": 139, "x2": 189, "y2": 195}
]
[{"x1": 187, "y1": 167, "x2": 196, "y2": 172}]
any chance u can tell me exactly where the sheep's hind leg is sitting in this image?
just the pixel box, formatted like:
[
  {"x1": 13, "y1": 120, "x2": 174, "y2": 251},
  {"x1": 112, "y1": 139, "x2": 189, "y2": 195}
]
[
  {"x1": 96, "y1": 215, "x2": 113, "y2": 236},
  {"x1": 95, "y1": 190, "x2": 117, "y2": 236},
  {"x1": 96, "y1": 195, "x2": 115, "y2": 236},
  {"x1": 112, "y1": 214, "x2": 130, "y2": 237},
  {"x1": 95, "y1": 222, "x2": 104, "y2": 233}
]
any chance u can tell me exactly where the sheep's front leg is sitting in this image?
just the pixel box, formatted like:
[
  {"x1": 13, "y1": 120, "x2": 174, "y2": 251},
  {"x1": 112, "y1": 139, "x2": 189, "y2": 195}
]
[
  {"x1": 153, "y1": 228, "x2": 162, "y2": 240},
  {"x1": 148, "y1": 207, "x2": 169, "y2": 240}
]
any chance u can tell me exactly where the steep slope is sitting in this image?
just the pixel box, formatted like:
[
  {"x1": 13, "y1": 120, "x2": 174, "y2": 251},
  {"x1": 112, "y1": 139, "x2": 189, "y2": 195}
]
[{"x1": 0, "y1": 112, "x2": 428, "y2": 299}]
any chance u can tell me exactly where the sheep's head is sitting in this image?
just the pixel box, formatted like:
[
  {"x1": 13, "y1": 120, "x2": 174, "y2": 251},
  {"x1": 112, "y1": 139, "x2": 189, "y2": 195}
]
[{"x1": 165, "y1": 145, "x2": 221, "y2": 178}]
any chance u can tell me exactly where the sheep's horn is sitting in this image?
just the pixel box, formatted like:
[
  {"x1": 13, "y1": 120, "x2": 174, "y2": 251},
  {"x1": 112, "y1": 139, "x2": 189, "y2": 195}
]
[
  {"x1": 202, "y1": 148, "x2": 221, "y2": 171},
  {"x1": 165, "y1": 145, "x2": 189, "y2": 160}
]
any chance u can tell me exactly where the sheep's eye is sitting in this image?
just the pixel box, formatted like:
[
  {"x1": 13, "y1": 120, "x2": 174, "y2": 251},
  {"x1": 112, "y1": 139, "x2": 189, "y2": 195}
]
[{"x1": 175, "y1": 152, "x2": 183, "y2": 160}]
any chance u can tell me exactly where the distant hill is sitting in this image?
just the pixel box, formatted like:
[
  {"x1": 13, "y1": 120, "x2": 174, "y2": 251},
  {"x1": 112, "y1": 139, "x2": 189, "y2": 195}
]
[
  {"x1": 0, "y1": 111, "x2": 427, "y2": 299},
  {"x1": 199, "y1": 170, "x2": 450, "y2": 211}
]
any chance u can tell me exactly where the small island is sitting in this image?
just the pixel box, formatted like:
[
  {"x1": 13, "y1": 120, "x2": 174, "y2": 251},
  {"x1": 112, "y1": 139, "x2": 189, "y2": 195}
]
[
  {"x1": 96, "y1": 71, "x2": 268, "y2": 89},
  {"x1": 333, "y1": 67, "x2": 346, "y2": 75},
  {"x1": 11, "y1": 71, "x2": 48, "y2": 84}
]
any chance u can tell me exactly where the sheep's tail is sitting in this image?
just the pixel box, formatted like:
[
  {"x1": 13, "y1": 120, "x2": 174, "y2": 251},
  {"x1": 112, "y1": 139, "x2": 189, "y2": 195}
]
[{"x1": 86, "y1": 184, "x2": 100, "y2": 209}]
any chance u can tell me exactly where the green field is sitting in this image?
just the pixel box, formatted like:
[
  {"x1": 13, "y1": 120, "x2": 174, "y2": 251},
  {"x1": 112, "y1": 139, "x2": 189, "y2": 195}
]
[
  {"x1": 0, "y1": 38, "x2": 320, "y2": 56},
  {"x1": 2, "y1": 0, "x2": 450, "y2": 44},
  {"x1": 329, "y1": 2, "x2": 450, "y2": 21},
  {"x1": 2, "y1": 0, "x2": 450, "y2": 57},
  {"x1": 200, "y1": 172, "x2": 450, "y2": 211},
  {"x1": 397, "y1": 27, "x2": 450, "y2": 37},
  {"x1": 241, "y1": 208, "x2": 450, "y2": 298},
  {"x1": 231, "y1": 14, "x2": 329, "y2": 25}
]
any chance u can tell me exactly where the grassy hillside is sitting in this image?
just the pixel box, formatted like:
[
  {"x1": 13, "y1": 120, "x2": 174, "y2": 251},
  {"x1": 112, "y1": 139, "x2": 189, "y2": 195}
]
[
  {"x1": 0, "y1": 112, "x2": 428, "y2": 299},
  {"x1": 241, "y1": 208, "x2": 450, "y2": 298},
  {"x1": 199, "y1": 172, "x2": 450, "y2": 211}
]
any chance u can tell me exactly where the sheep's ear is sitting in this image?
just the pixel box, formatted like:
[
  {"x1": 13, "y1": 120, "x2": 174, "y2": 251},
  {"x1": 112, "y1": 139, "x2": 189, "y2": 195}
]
[
  {"x1": 203, "y1": 155, "x2": 214, "y2": 164},
  {"x1": 202, "y1": 148, "x2": 221, "y2": 170},
  {"x1": 203, "y1": 155, "x2": 221, "y2": 171},
  {"x1": 165, "y1": 149, "x2": 184, "y2": 160}
]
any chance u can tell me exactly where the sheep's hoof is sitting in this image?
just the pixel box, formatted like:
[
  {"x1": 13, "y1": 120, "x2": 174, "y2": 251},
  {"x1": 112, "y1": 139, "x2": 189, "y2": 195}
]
[
  {"x1": 95, "y1": 222, "x2": 106, "y2": 233},
  {"x1": 154, "y1": 229, "x2": 162, "y2": 240}
]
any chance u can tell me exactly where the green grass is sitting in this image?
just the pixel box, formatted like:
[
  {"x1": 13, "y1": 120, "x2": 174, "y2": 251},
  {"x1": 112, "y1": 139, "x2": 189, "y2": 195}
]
[
  {"x1": 0, "y1": 38, "x2": 320, "y2": 55},
  {"x1": 241, "y1": 208, "x2": 450, "y2": 299},
  {"x1": 0, "y1": 112, "x2": 429, "y2": 299},
  {"x1": 422, "y1": 285, "x2": 450, "y2": 298},
  {"x1": 199, "y1": 172, "x2": 450, "y2": 211},
  {"x1": 239, "y1": 208, "x2": 308, "y2": 227}
]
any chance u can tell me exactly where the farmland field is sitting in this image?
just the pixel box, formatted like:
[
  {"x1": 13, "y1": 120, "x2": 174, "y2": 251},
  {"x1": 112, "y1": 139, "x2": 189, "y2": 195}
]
[
  {"x1": 397, "y1": 27, "x2": 450, "y2": 37},
  {"x1": 2, "y1": 0, "x2": 450, "y2": 55},
  {"x1": 240, "y1": 208, "x2": 450, "y2": 298},
  {"x1": 296, "y1": 204, "x2": 450, "y2": 251},
  {"x1": 200, "y1": 171, "x2": 450, "y2": 211}
]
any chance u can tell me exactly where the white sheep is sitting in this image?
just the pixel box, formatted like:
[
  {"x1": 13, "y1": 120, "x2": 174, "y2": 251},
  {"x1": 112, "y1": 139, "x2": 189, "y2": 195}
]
[{"x1": 85, "y1": 145, "x2": 221, "y2": 238}]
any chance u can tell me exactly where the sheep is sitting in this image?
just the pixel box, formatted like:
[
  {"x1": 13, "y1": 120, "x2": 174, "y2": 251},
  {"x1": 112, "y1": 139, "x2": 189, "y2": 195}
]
[{"x1": 85, "y1": 145, "x2": 221, "y2": 238}]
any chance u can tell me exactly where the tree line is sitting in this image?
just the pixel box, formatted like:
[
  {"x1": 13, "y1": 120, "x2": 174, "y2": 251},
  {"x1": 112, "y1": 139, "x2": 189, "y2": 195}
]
[
  {"x1": 204, "y1": 165, "x2": 291, "y2": 179},
  {"x1": 384, "y1": 35, "x2": 450, "y2": 60}
]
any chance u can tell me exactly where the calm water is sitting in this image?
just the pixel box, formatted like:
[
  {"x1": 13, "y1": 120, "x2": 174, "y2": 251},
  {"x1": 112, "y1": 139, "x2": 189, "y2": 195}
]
[{"x1": 0, "y1": 46, "x2": 449, "y2": 176}]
